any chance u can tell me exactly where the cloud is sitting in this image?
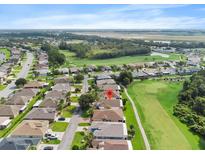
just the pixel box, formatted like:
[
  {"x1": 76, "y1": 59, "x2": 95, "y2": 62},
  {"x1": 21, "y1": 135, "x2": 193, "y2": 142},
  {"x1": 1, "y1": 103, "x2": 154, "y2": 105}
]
[{"x1": 1, "y1": 4, "x2": 205, "y2": 29}]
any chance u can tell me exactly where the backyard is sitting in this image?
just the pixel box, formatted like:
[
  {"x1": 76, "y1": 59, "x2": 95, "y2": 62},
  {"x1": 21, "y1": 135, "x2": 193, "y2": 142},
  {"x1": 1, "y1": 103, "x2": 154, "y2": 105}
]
[{"x1": 127, "y1": 79, "x2": 205, "y2": 150}]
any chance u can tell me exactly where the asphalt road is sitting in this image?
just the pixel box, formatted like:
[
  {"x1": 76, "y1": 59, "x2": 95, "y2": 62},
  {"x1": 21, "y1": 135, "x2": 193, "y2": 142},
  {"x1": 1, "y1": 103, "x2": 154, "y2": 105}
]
[
  {"x1": 124, "y1": 88, "x2": 151, "y2": 150},
  {"x1": 0, "y1": 52, "x2": 33, "y2": 98},
  {"x1": 82, "y1": 75, "x2": 89, "y2": 94},
  {"x1": 58, "y1": 112, "x2": 81, "y2": 150}
]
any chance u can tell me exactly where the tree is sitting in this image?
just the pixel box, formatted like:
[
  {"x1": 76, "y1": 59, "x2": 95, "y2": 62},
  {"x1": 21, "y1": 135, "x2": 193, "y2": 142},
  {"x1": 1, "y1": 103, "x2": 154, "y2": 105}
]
[
  {"x1": 0, "y1": 97, "x2": 6, "y2": 104},
  {"x1": 84, "y1": 132, "x2": 94, "y2": 148},
  {"x1": 72, "y1": 145, "x2": 80, "y2": 150},
  {"x1": 75, "y1": 88, "x2": 81, "y2": 93},
  {"x1": 117, "y1": 71, "x2": 133, "y2": 87},
  {"x1": 128, "y1": 124, "x2": 135, "y2": 139},
  {"x1": 74, "y1": 74, "x2": 84, "y2": 83},
  {"x1": 57, "y1": 99, "x2": 64, "y2": 111},
  {"x1": 15, "y1": 78, "x2": 27, "y2": 87},
  {"x1": 33, "y1": 71, "x2": 39, "y2": 78},
  {"x1": 79, "y1": 93, "x2": 95, "y2": 110}
]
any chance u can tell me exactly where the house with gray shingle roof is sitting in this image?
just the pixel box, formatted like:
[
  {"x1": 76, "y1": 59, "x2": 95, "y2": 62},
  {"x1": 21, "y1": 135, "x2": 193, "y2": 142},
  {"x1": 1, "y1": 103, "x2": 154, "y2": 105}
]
[
  {"x1": 89, "y1": 122, "x2": 128, "y2": 140},
  {"x1": 25, "y1": 108, "x2": 56, "y2": 123}
]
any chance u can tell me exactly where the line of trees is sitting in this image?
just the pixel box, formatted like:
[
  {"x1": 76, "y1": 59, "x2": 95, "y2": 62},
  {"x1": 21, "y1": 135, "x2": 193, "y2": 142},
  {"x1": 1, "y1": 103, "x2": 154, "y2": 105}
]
[
  {"x1": 174, "y1": 70, "x2": 205, "y2": 137},
  {"x1": 92, "y1": 46, "x2": 151, "y2": 59},
  {"x1": 41, "y1": 43, "x2": 65, "y2": 67},
  {"x1": 59, "y1": 42, "x2": 91, "y2": 58}
]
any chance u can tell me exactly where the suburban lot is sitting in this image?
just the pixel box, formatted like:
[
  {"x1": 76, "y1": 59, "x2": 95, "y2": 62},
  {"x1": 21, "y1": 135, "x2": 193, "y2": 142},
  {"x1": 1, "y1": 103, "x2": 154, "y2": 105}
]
[
  {"x1": 127, "y1": 80, "x2": 205, "y2": 150},
  {"x1": 60, "y1": 50, "x2": 183, "y2": 66}
]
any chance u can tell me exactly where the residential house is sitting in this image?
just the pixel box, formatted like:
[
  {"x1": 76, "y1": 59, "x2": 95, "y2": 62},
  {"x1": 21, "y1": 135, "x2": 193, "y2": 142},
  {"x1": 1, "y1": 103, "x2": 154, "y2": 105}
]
[
  {"x1": 25, "y1": 108, "x2": 56, "y2": 123},
  {"x1": 89, "y1": 122, "x2": 128, "y2": 140},
  {"x1": 11, "y1": 120, "x2": 49, "y2": 138},
  {"x1": 54, "y1": 77, "x2": 70, "y2": 84},
  {"x1": 52, "y1": 83, "x2": 70, "y2": 93},
  {"x1": 7, "y1": 88, "x2": 39, "y2": 105},
  {"x1": 100, "y1": 66, "x2": 112, "y2": 72},
  {"x1": 96, "y1": 79, "x2": 116, "y2": 87},
  {"x1": 0, "y1": 137, "x2": 41, "y2": 150},
  {"x1": 0, "y1": 117, "x2": 11, "y2": 130},
  {"x1": 24, "y1": 81, "x2": 45, "y2": 89},
  {"x1": 92, "y1": 108, "x2": 125, "y2": 123},
  {"x1": 98, "y1": 84, "x2": 121, "y2": 92},
  {"x1": 96, "y1": 74, "x2": 112, "y2": 81},
  {"x1": 45, "y1": 90, "x2": 66, "y2": 101},
  {"x1": 0, "y1": 105, "x2": 22, "y2": 118},
  {"x1": 58, "y1": 68, "x2": 69, "y2": 74},
  {"x1": 69, "y1": 67, "x2": 80, "y2": 74},
  {"x1": 92, "y1": 140, "x2": 132, "y2": 150},
  {"x1": 95, "y1": 99, "x2": 123, "y2": 109},
  {"x1": 39, "y1": 98, "x2": 58, "y2": 109}
]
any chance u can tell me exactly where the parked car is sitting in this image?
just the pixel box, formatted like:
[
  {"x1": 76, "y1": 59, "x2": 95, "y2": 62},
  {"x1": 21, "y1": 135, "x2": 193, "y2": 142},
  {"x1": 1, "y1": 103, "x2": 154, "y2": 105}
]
[
  {"x1": 44, "y1": 146, "x2": 54, "y2": 150},
  {"x1": 58, "y1": 117, "x2": 65, "y2": 121}
]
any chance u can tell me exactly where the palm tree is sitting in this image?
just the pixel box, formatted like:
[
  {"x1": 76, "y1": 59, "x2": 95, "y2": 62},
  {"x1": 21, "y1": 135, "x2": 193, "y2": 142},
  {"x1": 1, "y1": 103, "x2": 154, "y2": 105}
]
[{"x1": 84, "y1": 131, "x2": 94, "y2": 148}]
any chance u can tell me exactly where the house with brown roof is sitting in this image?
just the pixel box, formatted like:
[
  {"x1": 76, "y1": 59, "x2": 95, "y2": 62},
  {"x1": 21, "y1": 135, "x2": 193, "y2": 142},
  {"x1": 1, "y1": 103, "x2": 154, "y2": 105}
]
[
  {"x1": 54, "y1": 77, "x2": 70, "y2": 84},
  {"x1": 89, "y1": 122, "x2": 128, "y2": 140},
  {"x1": 7, "y1": 96, "x2": 29, "y2": 105},
  {"x1": 95, "y1": 99, "x2": 123, "y2": 109},
  {"x1": 0, "y1": 105, "x2": 22, "y2": 118},
  {"x1": 92, "y1": 108, "x2": 125, "y2": 123},
  {"x1": 7, "y1": 88, "x2": 39, "y2": 105},
  {"x1": 52, "y1": 83, "x2": 70, "y2": 93},
  {"x1": 39, "y1": 98, "x2": 58, "y2": 109},
  {"x1": 69, "y1": 67, "x2": 80, "y2": 74},
  {"x1": 98, "y1": 84, "x2": 121, "y2": 91},
  {"x1": 24, "y1": 81, "x2": 45, "y2": 89},
  {"x1": 92, "y1": 140, "x2": 132, "y2": 150},
  {"x1": 25, "y1": 108, "x2": 56, "y2": 123},
  {"x1": 96, "y1": 79, "x2": 116, "y2": 87},
  {"x1": 11, "y1": 120, "x2": 49, "y2": 138},
  {"x1": 99, "y1": 90, "x2": 121, "y2": 100},
  {"x1": 45, "y1": 90, "x2": 66, "y2": 101}
]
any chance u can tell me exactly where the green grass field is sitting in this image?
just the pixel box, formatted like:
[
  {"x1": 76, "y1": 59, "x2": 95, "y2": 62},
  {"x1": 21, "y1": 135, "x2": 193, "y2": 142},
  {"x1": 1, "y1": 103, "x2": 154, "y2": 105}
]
[
  {"x1": 78, "y1": 123, "x2": 91, "y2": 126},
  {"x1": 127, "y1": 80, "x2": 205, "y2": 150},
  {"x1": 122, "y1": 92, "x2": 146, "y2": 150},
  {"x1": 51, "y1": 122, "x2": 69, "y2": 132},
  {"x1": 0, "y1": 48, "x2": 11, "y2": 61},
  {"x1": 71, "y1": 131, "x2": 85, "y2": 148},
  {"x1": 61, "y1": 105, "x2": 76, "y2": 118},
  {"x1": 0, "y1": 84, "x2": 6, "y2": 91},
  {"x1": 42, "y1": 139, "x2": 61, "y2": 144},
  {"x1": 60, "y1": 50, "x2": 183, "y2": 66}
]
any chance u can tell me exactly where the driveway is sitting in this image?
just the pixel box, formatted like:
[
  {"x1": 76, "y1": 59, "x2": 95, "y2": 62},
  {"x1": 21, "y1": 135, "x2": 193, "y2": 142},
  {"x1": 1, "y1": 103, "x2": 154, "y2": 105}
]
[
  {"x1": 57, "y1": 110, "x2": 81, "y2": 150},
  {"x1": 38, "y1": 144, "x2": 59, "y2": 150},
  {"x1": 82, "y1": 75, "x2": 89, "y2": 94},
  {"x1": 0, "y1": 52, "x2": 33, "y2": 98}
]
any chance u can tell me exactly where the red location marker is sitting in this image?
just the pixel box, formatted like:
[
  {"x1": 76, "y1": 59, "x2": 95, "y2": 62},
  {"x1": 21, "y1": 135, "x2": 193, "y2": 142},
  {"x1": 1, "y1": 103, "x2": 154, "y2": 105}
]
[{"x1": 105, "y1": 89, "x2": 113, "y2": 100}]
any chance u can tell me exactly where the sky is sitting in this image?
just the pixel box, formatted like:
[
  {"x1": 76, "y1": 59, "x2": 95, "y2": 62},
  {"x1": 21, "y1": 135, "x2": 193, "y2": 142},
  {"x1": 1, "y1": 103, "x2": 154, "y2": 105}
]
[{"x1": 0, "y1": 4, "x2": 205, "y2": 29}]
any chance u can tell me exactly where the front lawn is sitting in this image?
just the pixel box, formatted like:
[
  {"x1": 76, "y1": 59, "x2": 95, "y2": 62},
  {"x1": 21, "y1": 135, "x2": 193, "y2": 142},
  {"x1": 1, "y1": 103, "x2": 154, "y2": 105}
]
[
  {"x1": 42, "y1": 139, "x2": 61, "y2": 144},
  {"x1": 51, "y1": 122, "x2": 69, "y2": 132},
  {"x1": 78, "y1": 123, "x2": 91, "y2": 126},
  {"x1": 70, "y1": 96, "x2": 79, "y2": 102},
  {"x1": 71, "y1": 131, "x2": 85, "y2": 148},
  {"x1": 0, "y1": 84, "x2": 6, "y2": 91},
  {"x1": 61, "y1": 105, "x2": 76, "y2": 118}
]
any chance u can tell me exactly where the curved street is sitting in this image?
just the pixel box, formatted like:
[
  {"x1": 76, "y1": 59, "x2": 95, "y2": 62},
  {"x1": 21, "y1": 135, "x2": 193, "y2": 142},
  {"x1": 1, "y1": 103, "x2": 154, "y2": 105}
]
[{"x1": 0, "y1": 52, "x2": 33, "y2": 98}]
